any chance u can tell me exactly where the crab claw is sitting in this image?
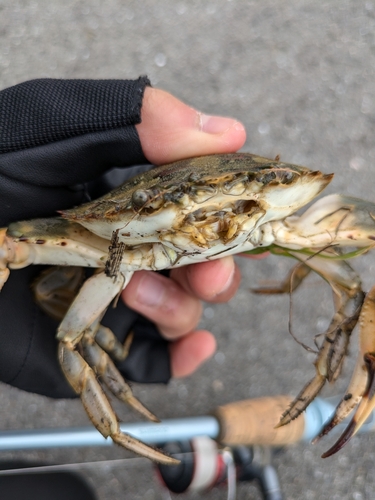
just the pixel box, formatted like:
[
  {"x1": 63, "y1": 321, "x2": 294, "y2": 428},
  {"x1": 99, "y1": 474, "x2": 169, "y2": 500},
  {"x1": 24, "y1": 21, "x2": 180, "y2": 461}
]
[
  {"x1": 321, "y1": 353, "x2": 375, "y2": 458},
  {"x1": 277, "y1": 285, "x2": 364, "y2": 429},
  {"x1": 57, "y1": 270, "x2": 179, "y2": 465},
  {"x1": 317, "y1": 285, "x2": 375, "y2": 457}
]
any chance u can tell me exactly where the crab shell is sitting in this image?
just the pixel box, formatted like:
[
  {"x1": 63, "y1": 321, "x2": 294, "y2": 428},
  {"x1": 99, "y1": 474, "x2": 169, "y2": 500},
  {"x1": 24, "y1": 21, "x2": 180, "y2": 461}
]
[{"x1": 60, "y1": 153, "x2": 332, "y2": 253}]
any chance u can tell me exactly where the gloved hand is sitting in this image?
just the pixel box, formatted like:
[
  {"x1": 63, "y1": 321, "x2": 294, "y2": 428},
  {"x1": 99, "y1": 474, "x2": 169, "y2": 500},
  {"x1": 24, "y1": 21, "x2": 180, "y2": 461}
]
[{"x1": 0, "y1": 78, "x2": 246, "y2": 397}]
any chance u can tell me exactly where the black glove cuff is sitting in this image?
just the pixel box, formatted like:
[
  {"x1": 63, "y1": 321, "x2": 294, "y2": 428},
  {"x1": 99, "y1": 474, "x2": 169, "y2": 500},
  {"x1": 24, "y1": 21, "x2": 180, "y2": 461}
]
[
  {"x1": 0, "y1": 78, "x2": 151, "y2": 224},
  {"x1": 0, "y1": 76, "x2": 150, "y2": 154}
]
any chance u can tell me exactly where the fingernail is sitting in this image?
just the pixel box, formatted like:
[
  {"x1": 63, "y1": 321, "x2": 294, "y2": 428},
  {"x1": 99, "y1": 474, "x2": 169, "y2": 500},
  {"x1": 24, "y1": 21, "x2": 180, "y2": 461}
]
[
  {"x1": 135, "y1": 273, "x2": 165, "y2": 308},
  {"x1": 199, "y1": 114, "x2": 243, "y2": 135},
  {"x1": 216, "y1": 256, "x2": 236, "y2": 294},
  {"x1": 200, "y1": 256, "x2": 236, "y2": 300}
]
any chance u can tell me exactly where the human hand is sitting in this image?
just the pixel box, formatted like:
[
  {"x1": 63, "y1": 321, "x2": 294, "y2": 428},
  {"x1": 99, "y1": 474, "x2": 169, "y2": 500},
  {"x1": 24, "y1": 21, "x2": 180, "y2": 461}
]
[
  {"x1": 0, "y1": 78, "x2": 246, "y2": 396},
  {"x1": 123, "y1": 87, "x2": 246, "y2": 377}
]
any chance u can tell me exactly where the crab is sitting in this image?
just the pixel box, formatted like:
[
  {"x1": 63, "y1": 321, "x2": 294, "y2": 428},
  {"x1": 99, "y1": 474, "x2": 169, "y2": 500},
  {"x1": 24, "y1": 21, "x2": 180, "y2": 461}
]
[{"x1": 1, "y1": 152, "x2": 375, "y2": 463}]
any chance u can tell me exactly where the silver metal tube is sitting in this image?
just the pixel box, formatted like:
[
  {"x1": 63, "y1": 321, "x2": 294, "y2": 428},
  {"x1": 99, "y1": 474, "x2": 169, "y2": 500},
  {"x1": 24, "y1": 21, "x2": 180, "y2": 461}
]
[
  {"x1": 0, "y1": 416, "x2": 220, "y2": 451},
  {"x1": 303, "y1": 396, "x2": 375, "y2": 441}
]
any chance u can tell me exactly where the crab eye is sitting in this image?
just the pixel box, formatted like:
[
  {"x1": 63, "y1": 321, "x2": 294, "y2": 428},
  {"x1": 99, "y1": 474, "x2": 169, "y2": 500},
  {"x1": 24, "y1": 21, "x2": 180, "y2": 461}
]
[
  {"x1": 188, "y1": 172, "x2": 202, "y2": 183},
  {"x1": 131, "y1": 189, "x2": 150, "y2": 209}
]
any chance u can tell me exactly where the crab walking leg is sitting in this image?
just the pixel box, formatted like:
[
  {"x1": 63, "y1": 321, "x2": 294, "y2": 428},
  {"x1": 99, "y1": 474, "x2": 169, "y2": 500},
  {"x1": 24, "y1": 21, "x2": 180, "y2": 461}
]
[
  {"x1": 314, "y1": 292, "x2": 375, "y2": 442},
  {"x1": 57, "y1": 271, "x2": 178, "y2": 465},
  {"x1": 31, "y1": 266, "x2": 136, "y2": 363},
  {"x1": 58, "y1": 342, "x2": 177, "y2": 464},
  {"x1": 318, "y1": 286, "x2": 375, "y2": 457},
  {"x1": 95, "y1": 325, "x2": 134, "y2": 362},
  {"x1": 81, "y1": 326, "x2": 159, "y2": 422},
  {"x1": 277, "y1": 309, "x2": 351, "y2": 427},
  {"x1": 251, "y1": 262, "x2": 311, "y2": 294},
  {"x1": 32, "y1": 266, "x2": 144, "y2": 413},
  {"x1": 56, "y1": 271, "x2": 131, "y2": 342},
  {"x1": 277, "y1": 253, "x2": 364, "y2": 427},
  {"x1": 275, "y1": 194, "x2": 375, "y2": 251},
  {"x1": 32, "y1": 266, "x2": 85, "y2": 321},
  {"x1": 314, "y1": 350, "x2": 369, "y2": 445}
]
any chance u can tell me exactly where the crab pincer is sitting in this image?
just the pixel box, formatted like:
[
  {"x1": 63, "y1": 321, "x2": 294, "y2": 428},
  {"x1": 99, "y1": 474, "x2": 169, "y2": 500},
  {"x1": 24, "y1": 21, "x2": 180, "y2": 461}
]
[
  {"x1": 315, "y1": 285, "x2": 375, "y2": 457},
  {"x1": 56, "y1": 270, "x2": 178, "y2": 465}
]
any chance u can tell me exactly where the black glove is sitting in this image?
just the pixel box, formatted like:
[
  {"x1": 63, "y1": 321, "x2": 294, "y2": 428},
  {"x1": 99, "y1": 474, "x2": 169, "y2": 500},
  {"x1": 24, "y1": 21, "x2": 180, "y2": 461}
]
[{"x1": 0, "y1": 77, "x2": 171, "y2": 398}]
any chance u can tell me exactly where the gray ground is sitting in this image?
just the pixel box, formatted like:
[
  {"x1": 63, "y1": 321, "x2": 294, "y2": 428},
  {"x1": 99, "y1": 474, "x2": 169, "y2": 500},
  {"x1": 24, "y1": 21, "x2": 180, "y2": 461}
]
[{"x1": 1, "y1": 1, "x2": 375, "y2": 499}]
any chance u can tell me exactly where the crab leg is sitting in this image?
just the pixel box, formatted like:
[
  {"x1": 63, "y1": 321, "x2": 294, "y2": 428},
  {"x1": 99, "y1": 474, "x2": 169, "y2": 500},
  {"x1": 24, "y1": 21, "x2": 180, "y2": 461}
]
[
  {"x1": 271, "y1": 194, "x2": 375, "y2": 434},
  {"x1": 81, "y1": 324, "x2": 158, "y2": 422},
  {"x1": 31, "y1": 266, "x2": 85, "y2": 320},
  {"x1": 252, "y1": 262, "x2": 311, "y2": 294},
  {"x1": 276, "y1": 253, "x2": 364, "y2": 427},
  {"x1": 276, "y1": 194, "x2": 375, "y2": 251},
  {"x1": 313, "y1": 285, "x2": 375, "y2": 457},
  {"x1": 5, "y1": 219, "x2": 112, "y2": 267},
  {"x1": 95, "y1": 325, "x2": 134, "y2": 362},
  {"x1": 33, "y1": 266, "x2": 134, "y2": 360},
  {"x1": 32, "y1": 266, "x2": 143, "y2": 407},
  {"x1": 56, "y1": 271, "x2": 178, "y2": 465}
]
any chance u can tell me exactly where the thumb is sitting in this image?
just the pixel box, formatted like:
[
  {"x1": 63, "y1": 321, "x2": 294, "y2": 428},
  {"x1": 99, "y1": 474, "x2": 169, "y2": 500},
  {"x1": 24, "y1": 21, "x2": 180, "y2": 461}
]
[{"x1": 136, "y1": 87, "x2": 246, "y2": 165}]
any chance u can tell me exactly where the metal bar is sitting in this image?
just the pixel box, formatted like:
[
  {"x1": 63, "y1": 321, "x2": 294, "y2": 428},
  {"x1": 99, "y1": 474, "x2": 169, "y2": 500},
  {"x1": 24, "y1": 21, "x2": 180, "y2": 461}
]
[
  {"x1": 0, "y1": 416, "x2": 220, "y2": 451},
  {"x1": 303, "y1": 396, "x2": 375, "y2": 441}
]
